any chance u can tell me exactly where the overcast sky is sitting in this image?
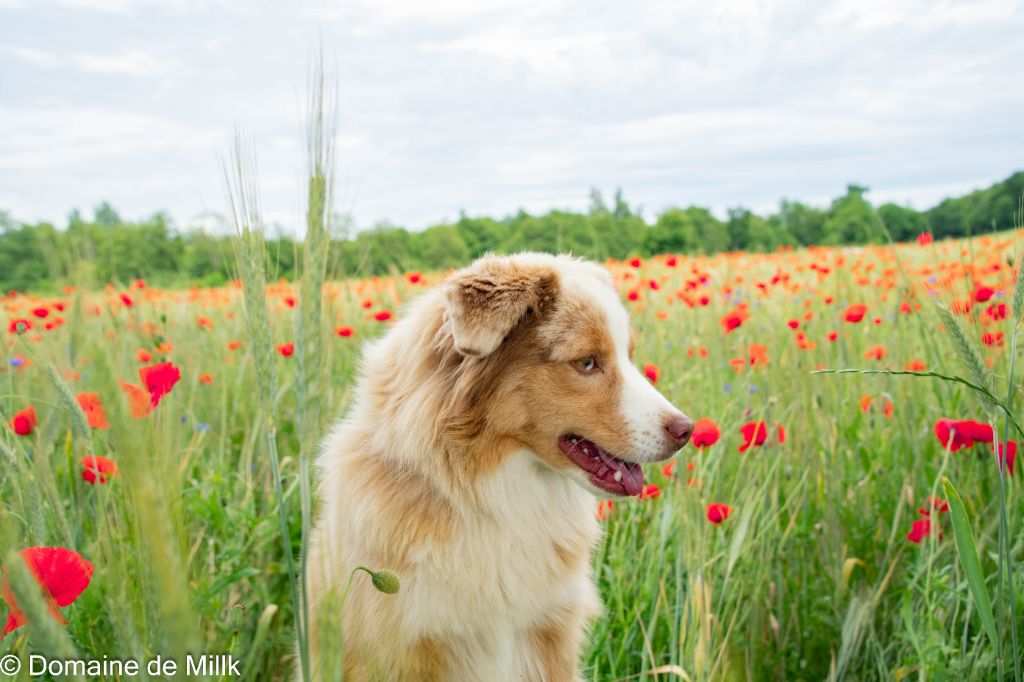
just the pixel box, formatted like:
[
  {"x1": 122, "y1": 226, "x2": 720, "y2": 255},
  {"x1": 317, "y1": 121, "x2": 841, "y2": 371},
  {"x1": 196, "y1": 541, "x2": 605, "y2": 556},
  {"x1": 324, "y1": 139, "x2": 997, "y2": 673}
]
[{"x1": 1, "y1": 0, "x2": 1022, "y2": 234}]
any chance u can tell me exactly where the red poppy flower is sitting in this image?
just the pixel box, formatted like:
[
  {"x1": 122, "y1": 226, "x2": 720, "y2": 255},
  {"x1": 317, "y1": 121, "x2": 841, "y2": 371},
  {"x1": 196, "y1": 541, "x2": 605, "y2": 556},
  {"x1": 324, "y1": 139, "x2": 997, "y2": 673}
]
[
  {"x1": 407, "y1": 272, "x2": 422, "y2": 284},
  {"x1": 844, "y1": 304, "x2": 867, "y2": 323},
  {"x1": 227, "y1": 340, "x2": 242, "y2": 351},
  {"x1": 720, "y1": 305, "x2": 750, "y2": 334},
  {"x1": 119, "y1": 293, "x2": 133, "y2": 307},
  {"x1": 196, "y1": 315, "x2": 214, "y2": 330},
  {"x1": 985, "y1": 303, "x2": 1007, "y2": 321},
  {"x1": 996, "y1": 440, "x2": 1016, "y2": 476},
  {"x1": 934, "y1": 419, "x2": 971, "y2": 451},
  {"x1": 638, "y1": 483, "x2": 661, "y2": 500},
  {"x1": 982, "y1": 332, "x2": 1004, "y2": 347},
  {"x1": 691, "y1": 418, "x2": 721, "y2": 448},
  {"x1": 136, "y1": 348, "x2": 153, "y2": 363},
  {"x1": 827, "y1": 330, "x2": 838, "y2": 342},
  {"x1": 917, "y1": 232, "x2": 933, "y2": 245},
  {"x1": 334, "y1": 325, "x2": 354, "y2": 338},
  {"x1": 626, "y1": 289, "x2": 640, "y2": 302},
  {"x1": 276, "y1": 342, "x2": 295, "y2": 357},
  {"x1": 374, "y1": 310, "x2": 393, "y2": 322},
  {"x1": 629, "y1": 257, "x2": 642, "y2": 268},
  {"x1": 951, "y1": 299, "x2": 972, "y2": 315},
  {"x1": 198, "y1": 374, "x2": 213, "y2": 385},
  {"x1": 81, "y1": 455, "x2": 118, "y2": 484},
  {"x1": 120, "y1": 381, "x2": 153, "y2": 419},
  {"x1": 8, "y1": 318, "x2": 32, "y2": 334},
  {"x1": 665, "y1": 256, "x2": 678, "y2": 267},
  {"x1": 863, "y1": 346, "x2": 886, "y2": 361},
  {"x1": 283, "y1": 296, "x2": 297, "y2": 308},
  {"x1": 2, "y1": 547, "x2": 94, "y2": 637},
  {"x1": 934, "y1": 419, "x2": 992, "y2": 451},
  {"x1": 706, "y1": 503, "x2": 732, "y2": 525},
  {"x1": 786, "y1": 319, "x2": 799, "y2": 329},
  {"x1": 31, "y1": 306, "x2": 49, "y2": 318},
  {"x1": 904, "y1": 359, "x2": 927, "y2": 371},
  {"x1": 139, "y1": 362, "x2": 181, "y2": 407},
  {"x1": 958, "y1": 420, "x2": 993, "y2": 443},
  {"x1": 907, "y1": 518, "x2": 941, "y2": 544},
  {"x1": 8, "y1": 406, "x2": 36, "y2": 436},
  {"x1": 661, "y1": 460, "x2": 677, "y2": 478},
  {"x1": 973, "y1": 286, "x2": 994, "y2": 303},
  {"x1": 643, "y1": 363, "x2": 660, "y2": 384},
  {"x1": 918, "y1": 497, "x2": 949, "y2": 516},
  {"x1": 738, "y1": 421, "x2": 784, "y2": 452},
  {"x1": 596, "y1": 499, "x2": 614, "y2": 521},
  {"x1": 361, "y1": 299, "x2": 373, "y2": 309},
  {"x1": 76, "y1": 393, "x2": 109, "y2": 430},
  {"x1": 748, "y1": 343, "x2": 769, "y2": 366}
]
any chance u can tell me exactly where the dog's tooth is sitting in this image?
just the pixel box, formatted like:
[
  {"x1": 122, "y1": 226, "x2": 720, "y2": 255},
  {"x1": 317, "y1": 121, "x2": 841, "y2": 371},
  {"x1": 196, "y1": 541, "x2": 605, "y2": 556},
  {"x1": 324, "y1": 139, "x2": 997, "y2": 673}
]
[{"x1": 613, "y1": 470, "x2": 623, "y2": 482}]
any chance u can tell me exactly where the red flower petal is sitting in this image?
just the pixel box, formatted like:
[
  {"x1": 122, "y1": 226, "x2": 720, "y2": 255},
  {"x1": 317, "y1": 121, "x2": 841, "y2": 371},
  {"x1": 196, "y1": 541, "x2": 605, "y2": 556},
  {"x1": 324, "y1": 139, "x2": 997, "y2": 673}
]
[{"x1": 138, "y1": 362, "x2": 181, "y2": 407}]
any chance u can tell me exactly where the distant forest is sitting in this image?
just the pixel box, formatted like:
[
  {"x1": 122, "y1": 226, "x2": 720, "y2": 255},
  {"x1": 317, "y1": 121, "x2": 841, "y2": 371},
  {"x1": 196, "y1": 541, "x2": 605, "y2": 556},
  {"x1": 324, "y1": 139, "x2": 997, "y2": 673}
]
[{"x1": 1, "y1": 171, "x2": 1021, "y2": 292}]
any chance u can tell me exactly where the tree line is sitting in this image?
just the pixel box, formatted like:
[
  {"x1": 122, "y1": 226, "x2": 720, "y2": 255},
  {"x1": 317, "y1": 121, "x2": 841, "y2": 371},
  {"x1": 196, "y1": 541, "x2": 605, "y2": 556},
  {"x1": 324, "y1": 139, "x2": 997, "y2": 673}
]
[{"x1": 1, "y1": 171, "x2": 1020, "y2": 292}]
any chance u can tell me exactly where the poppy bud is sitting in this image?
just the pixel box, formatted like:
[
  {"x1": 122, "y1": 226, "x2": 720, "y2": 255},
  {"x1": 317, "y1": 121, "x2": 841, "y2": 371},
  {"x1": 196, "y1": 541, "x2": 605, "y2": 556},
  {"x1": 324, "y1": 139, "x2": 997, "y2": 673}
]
[{"x1": 370, "y1": 570, "x2": 399, "y2": 595}]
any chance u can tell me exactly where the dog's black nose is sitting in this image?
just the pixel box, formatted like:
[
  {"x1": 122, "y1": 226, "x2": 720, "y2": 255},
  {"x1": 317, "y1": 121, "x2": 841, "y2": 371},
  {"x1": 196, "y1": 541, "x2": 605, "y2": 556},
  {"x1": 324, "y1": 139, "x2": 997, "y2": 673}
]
[{"x1": 665, "y1": 415, "x2": 694, "y2": 447}]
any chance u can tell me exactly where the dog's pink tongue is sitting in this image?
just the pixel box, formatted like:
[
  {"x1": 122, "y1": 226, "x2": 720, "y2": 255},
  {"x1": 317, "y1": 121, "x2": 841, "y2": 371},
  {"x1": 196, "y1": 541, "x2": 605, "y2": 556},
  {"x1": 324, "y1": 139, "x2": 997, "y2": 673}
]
[
  {"x1": 620, "y1": 464, "x2": 644, "y2": 497},
  {"x1": 596, "y1": 457, "x2": 643, "y2": 496}
]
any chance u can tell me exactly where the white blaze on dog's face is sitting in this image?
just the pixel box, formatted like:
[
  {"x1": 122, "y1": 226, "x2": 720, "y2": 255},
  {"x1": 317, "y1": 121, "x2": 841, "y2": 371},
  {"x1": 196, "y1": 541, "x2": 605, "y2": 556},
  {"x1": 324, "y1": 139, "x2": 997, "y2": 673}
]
[{"x1": 443, "y1": 253, "x2": 694, "y2": 497}]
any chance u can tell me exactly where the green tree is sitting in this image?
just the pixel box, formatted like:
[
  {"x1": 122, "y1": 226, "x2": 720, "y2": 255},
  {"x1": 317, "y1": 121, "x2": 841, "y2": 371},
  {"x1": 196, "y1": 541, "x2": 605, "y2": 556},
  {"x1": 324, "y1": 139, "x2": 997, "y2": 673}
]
[
  {"x1": 877, "y1": 203, "x2": 925, "y2": 242},
  {"x1": 454, "y1": 213, "x2": 507, "y2": 258},
  {"x1": 413, "y1": 225, "x2": 470, "y2": 270},
  {"x1": 822, "y1": 185, "x2": 880, "y2": 244},
  {"x1": 93, "y1": 201, "x2": 121, "y2": 227},
  {"x1": 777, "y1": 200, "x2": 826, "y2": 246}
]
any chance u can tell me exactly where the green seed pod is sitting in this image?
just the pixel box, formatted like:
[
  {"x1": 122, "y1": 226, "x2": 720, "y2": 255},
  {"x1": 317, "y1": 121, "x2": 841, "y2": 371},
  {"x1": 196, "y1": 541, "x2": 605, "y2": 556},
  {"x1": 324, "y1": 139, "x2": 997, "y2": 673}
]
[{"x1": 371, "y1": 570, "x2": 400, "y2": 595}]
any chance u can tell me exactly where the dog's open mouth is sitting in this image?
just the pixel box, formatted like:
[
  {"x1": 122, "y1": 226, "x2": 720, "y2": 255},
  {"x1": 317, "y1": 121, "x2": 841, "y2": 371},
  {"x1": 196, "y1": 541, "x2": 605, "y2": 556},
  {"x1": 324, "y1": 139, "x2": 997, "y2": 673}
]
[{"x1": 558, "y1": 434, "x2": 644, "y2": 496}]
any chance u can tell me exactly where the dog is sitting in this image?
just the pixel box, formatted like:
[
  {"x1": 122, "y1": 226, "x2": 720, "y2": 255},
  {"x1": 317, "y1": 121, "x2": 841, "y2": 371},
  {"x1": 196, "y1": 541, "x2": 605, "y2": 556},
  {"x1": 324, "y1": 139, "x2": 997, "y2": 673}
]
[{"x1": 304, "y1": 252, "x2": 693, "y2": 681}]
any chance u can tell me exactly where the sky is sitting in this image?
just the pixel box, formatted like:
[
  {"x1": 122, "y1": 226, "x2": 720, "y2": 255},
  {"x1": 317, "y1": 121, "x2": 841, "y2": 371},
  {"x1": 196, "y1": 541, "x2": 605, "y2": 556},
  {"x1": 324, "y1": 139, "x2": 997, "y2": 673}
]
[{"x1": 1, "y1": 0, "x2": 1022, "y2": 235}]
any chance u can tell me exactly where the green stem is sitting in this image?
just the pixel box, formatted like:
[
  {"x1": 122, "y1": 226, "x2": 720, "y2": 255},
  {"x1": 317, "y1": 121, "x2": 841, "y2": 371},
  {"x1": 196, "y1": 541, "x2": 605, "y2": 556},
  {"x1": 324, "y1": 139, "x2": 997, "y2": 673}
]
[
  {"x1": 266, "y1": 419, "x2": 310, "y2": 682},
  {"x1": 999, "y1": 323, "x2": 1021, "y2": 682}
]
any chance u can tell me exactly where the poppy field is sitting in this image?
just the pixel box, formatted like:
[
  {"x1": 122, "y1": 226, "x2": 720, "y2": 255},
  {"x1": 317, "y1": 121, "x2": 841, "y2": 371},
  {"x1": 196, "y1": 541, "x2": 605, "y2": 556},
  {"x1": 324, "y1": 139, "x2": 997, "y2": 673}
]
[{"x1": 2, "y1": 226, "x2": 1024, "y2": 681}]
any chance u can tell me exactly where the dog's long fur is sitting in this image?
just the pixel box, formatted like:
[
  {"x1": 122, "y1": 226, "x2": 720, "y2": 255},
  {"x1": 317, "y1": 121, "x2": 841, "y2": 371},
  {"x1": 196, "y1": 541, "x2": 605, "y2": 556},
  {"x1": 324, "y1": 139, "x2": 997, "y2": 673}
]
[{"x1": 305, "y1": 253, "x2": 691, "y2": 681}]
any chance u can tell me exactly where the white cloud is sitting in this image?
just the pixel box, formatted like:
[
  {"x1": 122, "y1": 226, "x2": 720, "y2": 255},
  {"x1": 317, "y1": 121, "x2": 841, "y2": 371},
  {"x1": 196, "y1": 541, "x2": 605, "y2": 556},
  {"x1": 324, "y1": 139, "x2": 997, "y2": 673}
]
[
  {"x1": 0, "y1": 0, "x2": 1021, "y2": 230},
  {"x1": 818, "y1": 0, "x2": 1018, "y2": 30},
  {"x1": 72, "y1": 49, "x2": 167, "y2": 75},
  {"x1": 3, "y1": 45, "x2": 62, "y2": 67}
]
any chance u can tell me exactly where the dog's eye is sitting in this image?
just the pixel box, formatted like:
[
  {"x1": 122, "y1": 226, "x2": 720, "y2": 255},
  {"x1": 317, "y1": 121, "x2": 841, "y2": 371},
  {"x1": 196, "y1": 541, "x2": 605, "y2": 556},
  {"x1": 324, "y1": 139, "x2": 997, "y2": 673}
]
[{"x1": 572, "y1": 356, "x2": 600, "y2": 374}]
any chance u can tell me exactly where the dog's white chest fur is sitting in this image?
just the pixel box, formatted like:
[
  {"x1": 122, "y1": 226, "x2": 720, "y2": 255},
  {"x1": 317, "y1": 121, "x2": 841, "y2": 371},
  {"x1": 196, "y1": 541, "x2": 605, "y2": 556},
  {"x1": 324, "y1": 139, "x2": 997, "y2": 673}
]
[{"x1": 401, "y1": 450, "x2": 601, "y2": 678}]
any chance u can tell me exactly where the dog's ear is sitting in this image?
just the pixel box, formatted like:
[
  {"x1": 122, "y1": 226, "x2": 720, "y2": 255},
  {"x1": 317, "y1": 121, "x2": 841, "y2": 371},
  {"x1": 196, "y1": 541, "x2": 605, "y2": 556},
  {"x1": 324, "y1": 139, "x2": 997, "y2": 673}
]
[{"x1": 443, "y1": 257, "x2": 558, "y2": 357}]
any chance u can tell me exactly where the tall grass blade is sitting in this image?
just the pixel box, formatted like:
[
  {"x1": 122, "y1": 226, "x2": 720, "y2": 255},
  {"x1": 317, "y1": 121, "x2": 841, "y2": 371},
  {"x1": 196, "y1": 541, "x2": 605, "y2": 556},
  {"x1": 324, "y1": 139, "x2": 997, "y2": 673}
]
[
  {"x1": 1012, "y1": 195, "x2": 1024, "y2": 322},
  {"x1": 224, "y1": 132, "x2": 310, "y2": 682},
  {"x1": 941, "y1": 477, "x2": 999, "y2": 650}
]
